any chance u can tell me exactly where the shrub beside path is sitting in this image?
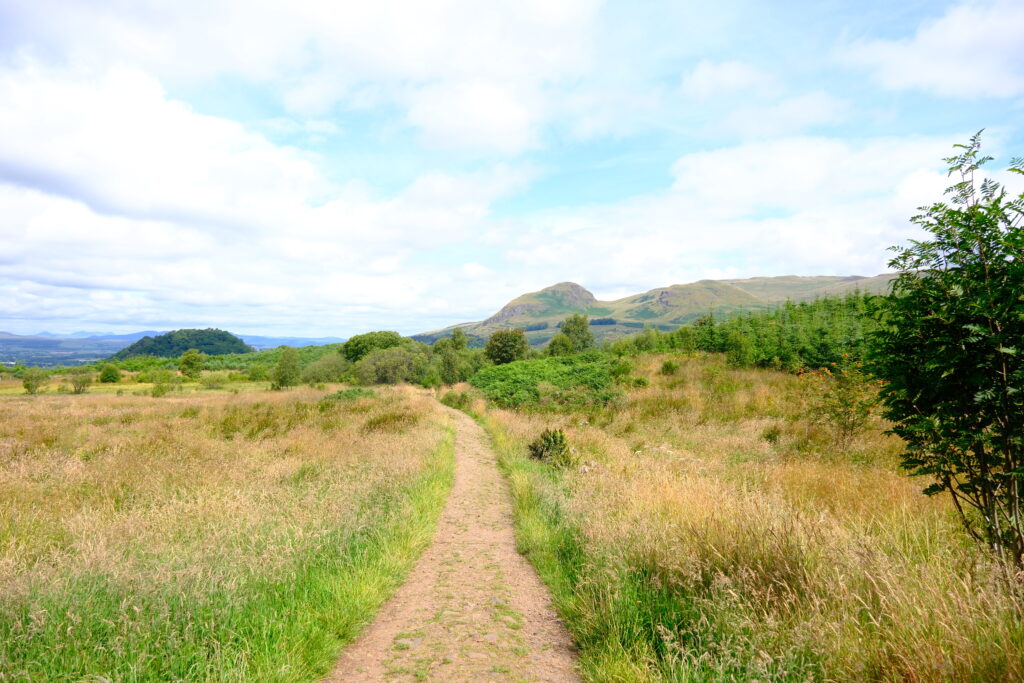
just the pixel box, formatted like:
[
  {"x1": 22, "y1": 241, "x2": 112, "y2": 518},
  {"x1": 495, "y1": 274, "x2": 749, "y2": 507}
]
[{"x1": 325, "y1": 405, "x2": 579, "y2": 682}]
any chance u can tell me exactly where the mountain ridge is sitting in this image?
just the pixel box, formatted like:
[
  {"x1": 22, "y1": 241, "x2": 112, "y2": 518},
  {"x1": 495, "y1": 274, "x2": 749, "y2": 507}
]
[{"x1": 415, "y1": 274, "x2": 895, "y2": 346}]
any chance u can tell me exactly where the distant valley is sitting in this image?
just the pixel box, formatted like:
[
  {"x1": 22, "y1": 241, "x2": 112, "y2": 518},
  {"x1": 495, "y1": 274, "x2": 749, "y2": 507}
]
[{"x1": 0, "y1": 330, "x2": 346, "y2": 367}]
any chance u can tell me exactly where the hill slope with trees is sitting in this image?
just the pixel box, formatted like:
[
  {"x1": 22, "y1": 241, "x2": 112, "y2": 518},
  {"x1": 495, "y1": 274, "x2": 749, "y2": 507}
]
[{"x1": 110, "y1": 329, "x2": 252, "y2": 360}]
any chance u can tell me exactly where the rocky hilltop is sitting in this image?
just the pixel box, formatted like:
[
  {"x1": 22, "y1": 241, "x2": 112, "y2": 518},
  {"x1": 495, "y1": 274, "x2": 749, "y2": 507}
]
[{"x1": 415, "y1": 274, "x2": 894, "y2": 346}]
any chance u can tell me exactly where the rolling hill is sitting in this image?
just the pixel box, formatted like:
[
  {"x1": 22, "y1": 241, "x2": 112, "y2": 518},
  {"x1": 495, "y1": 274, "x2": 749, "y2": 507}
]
[{"x1": 414, "y1": 274, "x2": 894, "y2": 346}]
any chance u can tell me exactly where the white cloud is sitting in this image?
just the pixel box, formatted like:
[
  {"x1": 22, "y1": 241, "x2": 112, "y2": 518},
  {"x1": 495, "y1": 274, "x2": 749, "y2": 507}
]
[
  {"x1": 720, "y1": 92, "x2": 849, "y2": 137},
  {"x1": 681, "y1": 60, "x2": 776, "y2": 100},
  {"x1": 2, "y1": 0, "x2": 601, "y2": 153},
  {"x1": 405, "y1": 81, "x2": 541, "y2": 154},
  {"x1": 839, "y1": 0, "x2": 1024, "y2": 98}
]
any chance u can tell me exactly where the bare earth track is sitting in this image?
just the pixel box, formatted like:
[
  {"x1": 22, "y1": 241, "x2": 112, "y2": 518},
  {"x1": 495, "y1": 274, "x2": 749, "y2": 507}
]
[{"x1": 326, "y1": 406, "x2": 579, "y2": 682}]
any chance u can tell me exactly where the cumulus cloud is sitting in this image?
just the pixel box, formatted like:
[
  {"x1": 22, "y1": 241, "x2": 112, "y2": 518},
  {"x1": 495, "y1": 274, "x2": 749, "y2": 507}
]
[{"x1": 839, "y1": 0, "x2": 1024, "y2": 98}]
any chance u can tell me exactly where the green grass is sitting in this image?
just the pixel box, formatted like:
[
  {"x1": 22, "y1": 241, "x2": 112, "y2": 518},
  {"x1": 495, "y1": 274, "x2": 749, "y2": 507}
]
[{"x1": 0, "y1": 395, "x2": 455, "y2": 681}]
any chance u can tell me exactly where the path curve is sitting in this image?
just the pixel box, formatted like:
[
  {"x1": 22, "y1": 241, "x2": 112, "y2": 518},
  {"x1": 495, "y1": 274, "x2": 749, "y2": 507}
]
[{"x1": 325, "y1": 405, "x2": 579, "y2": 682}]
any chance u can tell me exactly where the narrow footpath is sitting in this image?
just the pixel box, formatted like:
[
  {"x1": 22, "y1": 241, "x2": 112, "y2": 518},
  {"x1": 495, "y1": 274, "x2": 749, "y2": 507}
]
[{"x1": 325, "y1": 405, "x2": 579, "y2": 682}]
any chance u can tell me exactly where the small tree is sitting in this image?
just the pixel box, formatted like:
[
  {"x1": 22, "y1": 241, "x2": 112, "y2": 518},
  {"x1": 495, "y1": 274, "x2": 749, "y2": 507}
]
[
  {"x1": 342, "y1": 331, "x2": 405, "y2": 362},
  {"x1": 99, "y1": 364, "x2": 121, "y2": 383},
  {"x1": 546, "y1": 333, "x2": 574, "y2": 357},
  {"x1": 869, "y1": 132, "x2": 1024, "y2": 566},
  {"x1": 485, "y1": 329, "x2": 528, "y2": 365},
  {"x1": 449, "y1": 328, "x2": 468, "y2": 351},
  {"x1": 271, "y1": 347, "x2": 301, "y2": 390},
  {"x1": 560, "y1": 314, "x2": 594, "y2": 353},
  {"x1": 22, "y1": 367, "x2": 46, "y2": 394},
  {"x1": 178, "y1": 348, "x2": 204, "y2": 380},
  {"x1": 69, "y1": 368, "x2": 92, "y2": 394}
]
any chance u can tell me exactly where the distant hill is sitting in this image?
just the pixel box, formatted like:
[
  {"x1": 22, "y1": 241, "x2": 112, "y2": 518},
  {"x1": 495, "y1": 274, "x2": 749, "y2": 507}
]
[
  {"x1": 110, "y1": 329, "x2": 253, "y2": 360},
  {"x1": 415, "y1": 274, "x2": 895, "y2": 347}
]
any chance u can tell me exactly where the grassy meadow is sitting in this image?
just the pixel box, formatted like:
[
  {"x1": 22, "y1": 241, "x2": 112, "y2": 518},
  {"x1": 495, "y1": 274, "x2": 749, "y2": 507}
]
[
  {"x1": 0, "y1": 385, "x2": 454, "y2": 681},
  {"x1": 459, "y1": 352, "x2": 1024, "y2": 681}
]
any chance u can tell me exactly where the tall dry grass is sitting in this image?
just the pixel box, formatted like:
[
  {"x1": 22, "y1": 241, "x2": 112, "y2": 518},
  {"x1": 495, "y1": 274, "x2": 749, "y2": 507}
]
[
  {"x1": 476, "y1": 354, "x2": 1024, "y2": 681},
  {"x1": 0, "y1": 386, "x2": 453, "y2": 680}
]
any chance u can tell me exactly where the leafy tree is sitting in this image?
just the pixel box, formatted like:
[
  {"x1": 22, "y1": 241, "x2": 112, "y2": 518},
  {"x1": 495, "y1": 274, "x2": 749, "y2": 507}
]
[
  {"x1": 271, "y1": 346, "x2": 301, "y2": 390},
  {"x1": 69, "y1": 368, "x2": 92, "y2": 394},
  {"x1": 561, "y1": 313, "x2": 595, "y2": 352},
  {"x1": 300, "y1": 354, "x2": 350, "y2": 384},
  {"x1": 485, "y1": 329, "x2": 528, "y2": 365},
  {"x1": 355, "y1": 346, "x2": 428, "y2": 385},
  {"x1": 22, "y1": 367, "x2": 46, "y2": 394},
  {"x1": 450, "y1": 328, "x2": 468, "y2": 351},
  {"x1": 178, "y1": 348, "x2": 204, "y2": 380},
  {"x1": 99, "y1": 364, "x2": 121, "y2": 383},
  {"x1": 342, "y1": 331, "x2": 406, "y2": 362},
  {"x1": 546, "y1": 333, "x2": 575, "y2": 357},
  {"x1": 869, "y1": 132, "x2": 1024, "y2": 566}
]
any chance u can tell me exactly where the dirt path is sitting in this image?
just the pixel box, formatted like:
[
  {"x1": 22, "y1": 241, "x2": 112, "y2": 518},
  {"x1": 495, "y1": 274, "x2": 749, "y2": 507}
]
[{"x1": 325, "y1": 406, "x2": 580, "y2": 682}]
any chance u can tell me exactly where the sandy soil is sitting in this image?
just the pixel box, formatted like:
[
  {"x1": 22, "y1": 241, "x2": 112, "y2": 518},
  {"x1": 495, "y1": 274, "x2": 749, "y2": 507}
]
[{"x1": 325, "y1": 406, "x2": 579, "y2": 682}]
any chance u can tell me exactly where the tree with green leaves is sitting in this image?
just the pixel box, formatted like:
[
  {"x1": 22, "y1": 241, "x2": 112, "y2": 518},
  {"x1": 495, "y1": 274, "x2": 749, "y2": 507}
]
[
  {"x1": 341, "y1": 331, "x2": 406, "y2": 362},
  {"x1": 271, "y1": 346, "x2": 301, "y2": 390},
  {"x1": 69, "y1": 368, "x2": 92, "y2": 394},
  {"x1": 869, "y1": 132, "x2": 1024, "y2": 566},
  {"x1": 99, "y1": 364, "x2": 121, "y2": 383},
  {"x1": 178, "y1": 348, "x2": 204, "y2": 380},
  {"x1": 560, "y1": 313, "x2": 594, "y2": 353},
  {"x1": 449, "y1": 328, "x2": 468, "y2": 351},
  {"x1": 22, "y1": 367, "x2": 46, "y2": 394},
  {"x1": 485, "y1": 329, "x2": 528, "y2": 365},
  {"x1": 546, "y1": 333, "x2": 575, "y2": 357}
]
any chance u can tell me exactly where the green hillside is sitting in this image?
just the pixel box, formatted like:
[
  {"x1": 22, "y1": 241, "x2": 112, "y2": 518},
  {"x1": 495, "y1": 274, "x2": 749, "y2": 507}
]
[
  {"x1": 110, "y1": 329, "x2": 252, "y2": 360},
  {"x1": 416, "y1": 274, "x2": 894, "y2": 346}
]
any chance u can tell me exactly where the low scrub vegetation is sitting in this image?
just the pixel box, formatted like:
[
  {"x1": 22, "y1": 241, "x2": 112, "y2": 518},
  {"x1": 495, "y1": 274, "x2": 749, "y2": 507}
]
[
  {"x1": 0, "y1": 387, "x2": 453, "y2": 680},
  {"x1": 467, "y1": 352, "x2": 1024, "y2": 680},
  {"x1": 469, "y1": 351, "x2": 622, "y2": 410}
]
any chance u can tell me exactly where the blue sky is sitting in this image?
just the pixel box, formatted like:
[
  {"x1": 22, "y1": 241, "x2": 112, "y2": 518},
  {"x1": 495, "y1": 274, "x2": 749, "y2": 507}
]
[{"x1": 1, "y1": 0, "x2": 1022, "y2": 336}]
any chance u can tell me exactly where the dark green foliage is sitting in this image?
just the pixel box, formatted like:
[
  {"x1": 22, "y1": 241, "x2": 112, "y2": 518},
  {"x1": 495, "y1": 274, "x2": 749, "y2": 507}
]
[
  {"x1": 178, "y1": 349, "x2": 204, "y2": 380},
  {"x1": 354, "y1": 345, "x2": 429, "y2": 385},
  {"x1": 111, "y1": 329, "x2": 250, "y2": 360},
  {"x1": 590, "y1": 318, "x2": 616, "y2": 325},
  {"x1": 660, "y1": 359, "x2": 680, "y2": 376},
  {"x1": 300, "y1": 354, "x2": 350, "y2": 384},
  {"x1": 99, "y1": 364, "x2": 121, "y2": 383},
  {"x1": 342, "y1": 331, "x2": 406, "y2": 362},
  {"x1": 21, "y1": 367, "x2": 45, "y2": 394},
  {"x1": 449, "y1": 328, "x2": 468, "y2": 351},
  {"x1": 528, "y1": 429, "x2": 570, "y2": 464},
  {"x1": 485, "y1": 329, "x2": 529, "y2": 365},
  {"x1": 560, "y1": 314, "x2": 595, "y2": 353},
  {"x1": 271, "y1": 347, "x2": 301, "y2": 390},
  {"x1": 546, "y1": 333, "x2": 575, "y2": 357},
  {"x1": 470, "y1": 352, "x2": 620, "y2": 410},
  {"x1": 869, "y1": 132, "x2": 1024, "y2": 565}
]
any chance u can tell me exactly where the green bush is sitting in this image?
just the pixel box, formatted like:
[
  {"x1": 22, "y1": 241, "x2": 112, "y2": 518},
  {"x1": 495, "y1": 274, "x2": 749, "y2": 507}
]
[
  {"x1": 178, "y1": 349, "x2": 204, "y2": 380},
  {"x1": 22, "y1": 368, "x2": 46, "y2": 395},
  {"x1": 470, "y1": 352, "x2": 620, "y2": 410},
  {"x1": 69, "y1": 369, "x2": 92, "y2": 394},
  {"x1": 99, "y1": 364, "x2": 121, "y2": 383},
  {"x1": 271, "y1": 347, "x2": 301, "y2": 390},
  {"x1": 660, "y1": 359, "x2": 680, "y2": 375},
  {"x1": 354, "y1": 346, "x2": 428, "y2": 385},
  {"x1": 301, "y1": 353, "x2": 350, "y2": 384},
  {"x1": 342, "y1": 331, "x2": 406, "y2": 362},
  {"x1": 527, "y1": 428, "x2": 573, "y2": 466},
  {"x1": 440, "y1": 390, "x2": 472, "y2": 411}
]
